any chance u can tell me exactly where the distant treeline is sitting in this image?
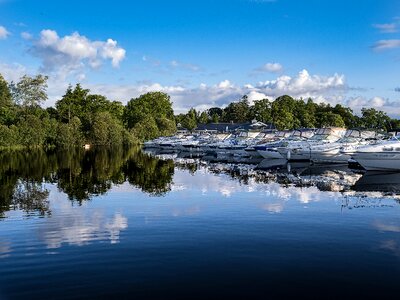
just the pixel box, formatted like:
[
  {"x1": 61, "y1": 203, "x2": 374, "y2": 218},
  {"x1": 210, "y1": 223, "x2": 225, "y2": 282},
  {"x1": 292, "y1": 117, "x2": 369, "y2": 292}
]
[
  {"x1": 176, "y1": 95, "x2": 398, "y2": 131},
  {"x1": 0, "y1": 72, "x2": 398, "y2": 149}
]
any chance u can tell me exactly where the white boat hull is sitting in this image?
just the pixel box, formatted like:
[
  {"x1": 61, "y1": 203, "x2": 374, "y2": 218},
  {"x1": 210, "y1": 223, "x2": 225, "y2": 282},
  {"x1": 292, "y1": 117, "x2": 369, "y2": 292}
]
[
  {"x1": 310, "y1": 148, "x2": 351, "y2": 163},
  {"x1": 257, "y1": 149, "x2": 284, "y2": 159},
  {"x1": 353, "y1": 152, "x2": 400, "y2": 171}
]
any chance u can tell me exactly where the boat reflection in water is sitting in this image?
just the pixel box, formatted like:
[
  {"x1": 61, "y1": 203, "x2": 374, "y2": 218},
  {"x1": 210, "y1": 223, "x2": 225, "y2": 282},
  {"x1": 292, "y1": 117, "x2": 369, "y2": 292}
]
[
  {"x1": 354, "y1": 171, "x2": 400, "y2": 194},
  {"x1": 145, "y1": 147, "x2": 400, "y2": 196}
]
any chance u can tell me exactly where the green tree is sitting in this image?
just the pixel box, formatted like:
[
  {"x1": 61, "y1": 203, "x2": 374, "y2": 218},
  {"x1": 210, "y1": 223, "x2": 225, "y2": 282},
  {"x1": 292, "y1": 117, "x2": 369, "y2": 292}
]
[
  {"x1": 181, "y1": 108, "x2": 198, "y2": 130},
  {"x1": 124, "y1": 92, "x2": 175, "y2": 129},
  {"x1": 208, "y1": 107, "x2": 223, "y2": 119},
  {"x1": 332, "y1": 104, "x2": 356, "y2": 128},
  {"x1": 250, "y1": 99, "x2": 272, "y2": 123},
  {"x1": 360, "y1": 108, "x2": 391, "y2": 130},
  {"x1": 316, "y1": 112, "x2": 345, "y2": 128},
  {"x1": 271, "y1": 95, "x2": 298, "y2": 129},
  {"x1": 156, "y1": 117, "x2": 176, "y2": 136},
  {"x1": 91, "y1": 112, "x2": 125, "y2": 146},
  {"x1": 222, "y1": 96, "x2": 250, "y2": 123},
  {"x1": 18, "y1": 115, "x2": 46, "y2": 147},
  {"x1": 56, "y1": 117, "x2": 84, "y2": 148},
  {"x1": 10, "y1": 75, "x2": 48, "y2": 108},
  {"x1": 131, "y1": 115, "x2": 159, "y2": 141},
  {"x1": 0, "y1": 74, "x2": 17, "y2": 125},
  {"x1": 211, "y1": 113, "x2": 220, "y2": 123},
  {"x1": 198, "y1": 111, "x2": 209, "y2": 124}
]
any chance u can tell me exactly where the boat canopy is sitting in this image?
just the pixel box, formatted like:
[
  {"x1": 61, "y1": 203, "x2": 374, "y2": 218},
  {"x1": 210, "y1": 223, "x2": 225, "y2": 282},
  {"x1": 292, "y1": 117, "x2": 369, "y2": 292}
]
[
  {"x1": 275, "y1": 130, "x2": 293, "y2": 138},
  {"x1": 291, "y1": 128, "x2": 316, "y2": 139},
  {"x1": 345, "y1": 129, "x2": 377, "y2": 139}
]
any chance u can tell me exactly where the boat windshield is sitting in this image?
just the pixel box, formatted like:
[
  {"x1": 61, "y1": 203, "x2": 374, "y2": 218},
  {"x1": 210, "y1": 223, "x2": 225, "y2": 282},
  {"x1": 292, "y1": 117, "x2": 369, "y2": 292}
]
[
  {"x1": 309, "y1": 134, "x2": 329, "y2": 141},
  {"x1": 338, "y1": 136, "x2": 358, "y2": 143}
]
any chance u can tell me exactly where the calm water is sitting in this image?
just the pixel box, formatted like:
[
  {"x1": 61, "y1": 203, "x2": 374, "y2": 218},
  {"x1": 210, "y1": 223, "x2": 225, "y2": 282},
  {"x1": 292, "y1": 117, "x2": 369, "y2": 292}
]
[{"x1": 1, "y1": 147, "x2": 400, "y2": 299}]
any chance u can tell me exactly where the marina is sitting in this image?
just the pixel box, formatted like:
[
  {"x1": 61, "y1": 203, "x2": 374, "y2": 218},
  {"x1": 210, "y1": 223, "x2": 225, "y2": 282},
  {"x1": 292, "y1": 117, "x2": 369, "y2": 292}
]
[{"x1": 144, "y1": 124, "x2": 394, "y2": 170}]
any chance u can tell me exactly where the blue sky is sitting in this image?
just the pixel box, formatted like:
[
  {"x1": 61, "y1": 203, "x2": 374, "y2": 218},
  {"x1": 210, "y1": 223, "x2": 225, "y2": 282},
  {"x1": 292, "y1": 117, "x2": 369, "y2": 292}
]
[{"x1": 0, "y1": 0, "x2": 400, "y2": 114}]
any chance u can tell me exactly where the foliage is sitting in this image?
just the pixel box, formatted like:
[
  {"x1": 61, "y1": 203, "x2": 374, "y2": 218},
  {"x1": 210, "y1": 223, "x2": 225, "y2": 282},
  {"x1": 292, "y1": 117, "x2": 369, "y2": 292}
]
[
  {"x1": 360, "y1": 108, "x2": 391, "y2": 130},
  {"x1": 221, "y1": 96, "x2": 251, "y2": 123},
  {"x1": 124, "y1": 92, "x2": 176, "y2": 140},
  {"x1": 10, "y1": 75, "x2": 48, "y2": 108},
  {"x1": 18, "y1": 115, "x2": 46, "y2": 148},
  {"x1": 91, "y1": 112, "x2": 125, "y2": 146},
  {"x1": 56, "y1": 117, "x2": 84, "y2": 148},
  {"x1": 124, "y1": 92, "x2": 175, "y2": 129}
]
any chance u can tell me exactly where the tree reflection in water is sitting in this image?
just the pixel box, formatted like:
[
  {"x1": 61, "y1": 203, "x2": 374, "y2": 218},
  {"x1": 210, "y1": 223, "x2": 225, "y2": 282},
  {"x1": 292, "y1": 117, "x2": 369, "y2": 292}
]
[{"x1": 0, "y1": 147, "x2": 175, "y2": 216}]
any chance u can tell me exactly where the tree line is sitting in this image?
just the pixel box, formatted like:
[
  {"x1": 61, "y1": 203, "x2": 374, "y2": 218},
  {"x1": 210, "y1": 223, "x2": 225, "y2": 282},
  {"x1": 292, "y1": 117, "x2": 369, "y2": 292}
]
[
  {"x1": 0, "y1": 73, "x2": 176, "y2": 149},
  {"x1": 176, "y1": 95, "x2": 399, "y2": 131},
  {"x1": 1, "y1": 72, "x2": 399, "y2": 149}
]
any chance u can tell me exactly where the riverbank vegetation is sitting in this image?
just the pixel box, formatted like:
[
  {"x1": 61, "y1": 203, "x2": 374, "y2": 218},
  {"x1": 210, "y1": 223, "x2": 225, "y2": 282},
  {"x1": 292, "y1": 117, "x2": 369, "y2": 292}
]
[
  {"x1": 0, "y1": 73, "x2": 176, "y2": 149},
  {"x1": 1, "y1": 72, "x2": 399, "y2": 149}
]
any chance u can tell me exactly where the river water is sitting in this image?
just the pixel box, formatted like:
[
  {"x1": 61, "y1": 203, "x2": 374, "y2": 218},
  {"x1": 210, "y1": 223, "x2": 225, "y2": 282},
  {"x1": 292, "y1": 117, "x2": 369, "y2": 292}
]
[{"x1": 1, "y1": 147, "x2": 400, "y2": 299}]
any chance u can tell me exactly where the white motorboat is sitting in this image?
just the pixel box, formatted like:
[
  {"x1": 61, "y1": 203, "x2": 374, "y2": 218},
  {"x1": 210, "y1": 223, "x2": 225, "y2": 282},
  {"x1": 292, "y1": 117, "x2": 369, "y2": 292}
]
[
  {"x1": 352, "y1": 136, "x2": 400, "y2": 171},
  {"x1": 309, "y1": 129, "x2": 384, "y2": 163},
  {"x1": 216, "y1": 130, "x2": 262, "y2": 157},
  {"x1": 254, "y1": 130, "x2": 293, "y2": 159},
  {"x1": 267, "y1": 128, "x2": 316, "y2": 159},
  {"x1": 243, "y1": 130, "x2": 277, "y2": 157},
  {"x1": 280, "y1": 127, "x2": 346, "y2": 161}
]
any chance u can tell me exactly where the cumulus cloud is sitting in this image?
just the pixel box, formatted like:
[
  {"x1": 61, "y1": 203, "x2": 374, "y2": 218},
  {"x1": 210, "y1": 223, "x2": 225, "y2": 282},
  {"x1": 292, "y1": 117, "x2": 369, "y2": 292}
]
[
  {"x1": 247, "y1": 69, "x2": 347, "y2": 104},
  {"x1": 0, "y1": 25, "x2": 10, "y2": 39},
  {"x1": 84, "y1": 69, "x2": 347, "y2": 113},
  {"x1": 372, "y1": 39, "x2": 400, "y2": 50},
  {"x1": 30, "y1": 29, "x2": 126, "y2": 74},
  {"x1": 253, "y1": 62, "x2": 283, "y2": 74},
  {"x1": 346, "y1": 96, "x2": 400, "y2": 115},
  {"x1": 373, "y1": 23, "x2": 398, "y2": 33}
]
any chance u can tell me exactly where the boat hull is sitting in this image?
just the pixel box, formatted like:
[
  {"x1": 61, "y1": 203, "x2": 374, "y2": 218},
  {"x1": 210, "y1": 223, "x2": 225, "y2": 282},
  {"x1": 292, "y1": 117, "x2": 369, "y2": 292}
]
[
  {"x1": 353, "y1": 152, "x2": 400, "y2": 171},
  {"x1": 257, "y1": 149, "x2": 284, "y2": 159}
]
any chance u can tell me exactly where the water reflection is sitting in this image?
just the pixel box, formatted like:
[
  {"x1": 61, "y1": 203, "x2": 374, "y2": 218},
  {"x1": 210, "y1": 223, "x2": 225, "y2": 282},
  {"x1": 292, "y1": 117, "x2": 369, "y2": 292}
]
[
  {"x1": 0, "y1": 147, "x2": 175, "y2": 216},
  {"x1": 39, "y1": 211, "x2": 128, "y2": 248},
  {"x1": 3, "y1": 148, "x2": 400, "y2": 299},
  {"x1": 2, "y1": 147, "x2": 400, "y2": 218},
  {"x1": 354, "y1": 172, "x2": 400, "y2": 194}
]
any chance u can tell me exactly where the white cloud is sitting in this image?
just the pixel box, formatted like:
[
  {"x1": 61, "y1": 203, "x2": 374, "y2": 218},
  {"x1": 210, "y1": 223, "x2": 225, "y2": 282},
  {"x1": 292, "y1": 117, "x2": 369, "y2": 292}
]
[
  {"x1": 39, "y1": 206, "x2": 128, "y2": 249},
  {"x1": 20, "y1": 31, "x2": 33, "y2": 40},
  {"x1": 250, "y1": 69, "x2": 346, "y2": 100},
  {"x1": 0, "y1": 62, "x2": 28, "y2": 81},
  {"x1": 84, "y1": 69, "x2": 347, "y2": 113},
  {"x1": 30, "y1": 29, "x2": 126, "y2": 74},
  {"x1": 0, "y1": 25, "x2": 10, "y2": 39},
  {"x1": 253, "y1": 62, "x2": 283, "y2": 74},
  {"x1": 373, "y1": 39, "x2": 400, "y2": 50},
  {"x1": 169, "y1": 60, "x2": 201, "y2": 72},
  {"x1": 218, "y1": 79, "x2": 234, "y2": 89},
  {"x1": 101, "y1": 38, "x2": 126, "y2": 68},
  {"x1": 373, "y1": 23, "x2": 398, "y2": 33},
  {"x1": 346, "y1": 96, "x2": 400, "y2": 115}
]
